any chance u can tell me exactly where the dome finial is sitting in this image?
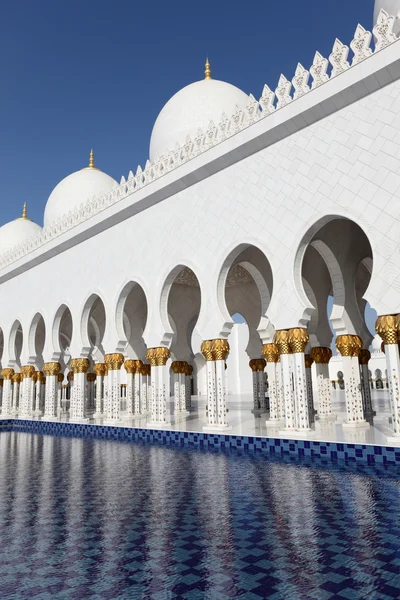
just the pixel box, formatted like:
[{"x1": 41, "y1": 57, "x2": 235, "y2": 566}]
[
  {"x1": 88, "y1": 149, "x2": 95, "y2": 169},
  {"x1": 22, "y1": 203, "x2": 27, "y2": 219},
  {"x1": 204, "y1": 58, "x2": 211, "y2": 80}
]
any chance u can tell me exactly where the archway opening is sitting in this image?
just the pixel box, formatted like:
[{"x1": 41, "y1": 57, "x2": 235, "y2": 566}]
[
  {"x1": 118, "y1": 282, "x2": 148, "y2": 359},
  {"x1": 85, "y1": 295, "x2": 106, "y2": 363}
]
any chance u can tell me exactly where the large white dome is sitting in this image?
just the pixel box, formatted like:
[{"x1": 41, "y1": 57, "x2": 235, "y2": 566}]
[
  {"x1": 149, "y1": 62, "x2": 249, "y2": 162},
  {"x1": 0, "y1": 205, "x2": 42, "y2": 256},
  {"x1": 44, "y1": 151, "x2": 118, "y2": 228},
  {"x1": 374, "y1": 1, "x2": 400, "y2": 32}
]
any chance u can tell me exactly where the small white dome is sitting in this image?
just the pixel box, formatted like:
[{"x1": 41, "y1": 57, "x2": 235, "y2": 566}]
[
  {"x1": 44, "y1": 151, "x2": 118, "y2": 228},
  {"x1": 0, "y1": 205, "x2": 42, "y2": 256},
  {"x1": 371, "y1": 333, "x2": 383, "y2": 354},
  {"x1": 374, "y1": 1, "x2": 400, "y2": 33},
  {"x1": 149, "y1": 62, "x2": 249, "y2": 162}
]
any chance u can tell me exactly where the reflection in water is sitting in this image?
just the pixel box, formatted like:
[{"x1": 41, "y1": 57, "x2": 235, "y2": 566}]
[{"x1": 0, "y1": 432, "x2": 399, "y2": 599}]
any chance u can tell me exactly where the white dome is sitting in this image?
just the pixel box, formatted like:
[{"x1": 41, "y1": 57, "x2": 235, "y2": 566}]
[
  {"x1": 371, "y1": 333, "x2": 383, "y2": 354},
  {"x1": 0, "y1": 207, "x2": 42, "y2": 256},
  {"x1": 149, "y1": 66, "x2": 249, "y2": 162},
  {"x1": 44, "y1": 152, "x2": 118, "y2": 228},
  {"x1": 374, "y1": 1, "x2": 400, "y2": 32}
]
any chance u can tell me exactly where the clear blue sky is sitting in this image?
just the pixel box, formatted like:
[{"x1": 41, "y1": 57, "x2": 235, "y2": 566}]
[{"x1": 0, "y1": 0, "x2": 375, "y2": 225}]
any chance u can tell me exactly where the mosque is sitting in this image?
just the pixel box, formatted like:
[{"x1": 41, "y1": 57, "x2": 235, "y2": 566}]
[{"x1": 1, "y1": 2, "x2": 400, "y2": 440}]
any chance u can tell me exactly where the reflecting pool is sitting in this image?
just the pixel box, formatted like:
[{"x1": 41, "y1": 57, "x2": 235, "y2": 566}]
[{"x1": 0, "y1": 431, "x2": 399, "y2": 599}]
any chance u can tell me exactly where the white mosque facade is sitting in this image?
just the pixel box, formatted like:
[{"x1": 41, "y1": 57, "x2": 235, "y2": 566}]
[{"x1": 1, "y1": 5, "x2": 400, "y2": 435}]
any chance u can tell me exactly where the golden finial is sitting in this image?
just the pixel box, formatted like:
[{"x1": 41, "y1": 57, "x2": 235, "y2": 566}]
[
  {"x1": 22, "y1": 203, "x2": 27, "y2": 219},
  {"x1": 88, "y1": 149, "x2": 95, "y2": 169},
  {"x1": 204, "y1": 58, "x2": 211, "y2": 80}
]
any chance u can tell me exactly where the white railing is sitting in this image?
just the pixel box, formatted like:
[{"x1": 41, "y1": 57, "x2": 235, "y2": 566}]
[{"x1": 0, "y1": 9, "x2": 398, "y2": 271}]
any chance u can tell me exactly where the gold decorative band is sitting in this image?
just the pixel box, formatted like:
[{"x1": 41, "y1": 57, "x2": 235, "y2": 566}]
[
  {"x1": 288, "y1": 328, "x2": 309, "y2": 354},
  {"x1": 86, "y1": 373, "x2": 96, "y2": 382},
  {"x1": 249, "y1": 358, "x2": 266, "y2": 372},
  {"x1": 12, "y1": 373, "x2": 22, "y2": 384},
  {"x1": 310, "y1": 347, "x2": 332, "y2": 365},
  {"x1": 262, "y1": 343, "x2": 279, "y2": 363},
  {"x1": 104, "y1": 353, "x2": 124, "y2": 370},
  {"x1": 145, "y1": 347, "x2": 171, "y2": 367},
  {"x1": 304, "y1": 354, "x2": 313, "y2": 369},
  {"x1": 124, "y1": 359, "x2": 144, "y2": 374},
  {"x1": 335, "y1": 335, "x2": 362, "y2": 358},
  {"x1": 21, "y1": 365, "x2": 35, "y2": 379},
  {"x1": 43, "y1": 362, "x2": 61, "y2": 377},
  {"x1": 93, "y1": 363, "x2": 107, "y2": 377},
  {"x1": 376, "y1": 315, "x2": 398, "y2": 345},
  {"x1": 200, "y1": 339, "x2": 230, "y2": 361},
  {"x1": 1, "y1": 368, "x2": 14, "y2": 380},
  {"x1": 274, "y1": 330, "x2": 291, "y2": 355},
  {"x1": 70, "y1": 358, "x2": 90, "y2": 374}
]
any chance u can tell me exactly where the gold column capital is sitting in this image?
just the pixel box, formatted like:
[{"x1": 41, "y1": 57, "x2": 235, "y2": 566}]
[
  {"x1": 262, "y1": 343, "x2": 279, "y2": 363},
  {"x1": 0, "y1": 379, "x2": 3, "y2": 387},
  {"x1": 335, "y1": 335, "x2": 362, "y2": 357},
  {"x1": 212, "y1": 339, "x2": 230, "y2": 361},
  {"x1": 58, "y1": 373, "x2": 64, "y2": 383},
  {"x1": 104, "y1": 353, "x2": 124, "y2": 370},
  {"x1": 376, "y1": 315, "x2": 398, "y2": 345},
  {"x1": 358, "y1": 349, "x2": 371, "y2": 365},
  {"x1": 274, "y1": 330, "x2": 291, "y2": 354},
  {"x1": 304, "y1": 354, "x2": 313, "y2": 369},
  {"x1": 310, "y1": 347, "x2": 332, "y2": 364},
  {"x1": 67, "y1": 371, "x2": 74, "y2": 382},
  {"x1": 43, "y1": 362, "x2": 61, "y2": 377},
  {"x1": 21, "y1": 365, "x2": 35, "y2": 379},
  {"x1": 201, "y1": 340, "x2": 214, "y2": 361},
  {"x1": 140, "y1": 363, "x2": 151, "y2": 376},
  {"x1": 124, "y1": 359, "x2": 143, "y2": 374},
  {"x1": 288, "y1": 327, "x2": 309, "y2": 353},
  {"x1": 249, "y1": 359, "x2": 259, "y2": 372},
  {"x1": 187, "y1": 364, "x2": 193, "y2": 376},
  {"x1": 1, "y1": 368, "x2": 14, "y2": 380},
  {"x1": 70, "y1": 358, "x2": 90, "y2": 374},
  {"x1": 86, "y1": 373, "x2": 96, "y2": 382},
  {"x1": 93, "y1": 363, "x2": 106, "y2": 377},
  {"x1": 12, "y1": 373, "x2": 22, "y2": 384},
  {"x1": 171, "y1": 361, "x2": 187, "y2": 374}
]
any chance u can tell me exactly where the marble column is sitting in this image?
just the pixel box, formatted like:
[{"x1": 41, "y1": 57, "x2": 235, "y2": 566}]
[
  {"x1": 57, "y1": 373, "x2": 64, "y2": 416},
  {"x1": 0, "y1": 379, "x2": 3, "y2": 411},
  {"x1": 288, "y1": 328, "x2": 312, "y2": 432},
  {"x1": 93, "y1": 363, "x2": 106, "y2": 418},
  {"x1": 359, "y1": 349, "x2": 374, "y2": 418},
  {"x1": 276, "y1": 357, "x2": 284, "y2": 421},
  {"x1": 201, "y1": 339, "x2": 231, "y2": 431},
  {"x1": 124, "y1": 360, "x2": 135, "y2": 420},
  {"x1": 140, "y1": 363, "x2": 150, "y2": 414},
  {"x1": 258, "y1": 360, "x2": 267, "y2": 411},
  {"x1": 185, "y1": 364, "x2": 193, "y2": 410},
  {"x1": 304, "y1": 354, "x2": 315, "y2": 424},
  {"x1": 263, "y1": 343, "x2": 282, "y2": 427},
  {"x1": 146, "y1": 347, "x2": 171, "y2": 426},
  {"x1": 20, "y1": 366, "x2": 35, "y2": 417},
  {"x1": 133, "y1": 361, "x2": 143, "y2": 415},
  {"x1": 249, "y1": 359, "x2": 259, "y2": 412},
  {"x1": 310, "y1": 347, "x2": 334, "y2": 420},
  {"x1": 275, "y1": 331, "x2": 296, "y2": 432},
  {"x1": 336, "y1": 335, "x2": 368, "y2": 428},
  {"x1": 377, "y1": 315, "x2": 400, "y2": 436},
  {"x1": 34, "y1": 371, "x2": 44, "y2": 416},
  {"x1": 0, "y1": 369, "x2": 14, "y2": 416},
  {"x1": 11, "y1": 373, "x2": 21, "y2": 416},
  {"x1": 70, "y1": 358, "x2": 90, "y2": 422},
  {"x1": 43, "y1": 362, "x2": 61, "y2": 420},
  {"x1": 67, "y1": 371, "x2": 74, "y2": 414},
  {"x1": 103, "y1": 354, "x2": 124, "y2": 423},
  {"x1": 87, "y1": 373, "x2": 96, "y2": 412}
]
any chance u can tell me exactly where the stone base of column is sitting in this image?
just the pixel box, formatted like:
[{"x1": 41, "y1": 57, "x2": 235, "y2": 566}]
[
  {"x1": 175, "y1": 410, "x2": 190, "y2": 417},
  {"x1": 203, "y1": 423, "x2": 232, "y2": 432},
  {"x1": 146, "y1": 421, "x2": 172, "y2": 428},
  {"x1": 342, "y1": 420, "x2": 370, "y2": 429},
  {"x1": 317, "y1": 413, "x2": 337, "y2": 422},
  {"x1": 265, "y1": 418, "x2": 284, "y2": 428},
  {"x1": 278, "y1": 426, "x2": 313, "y2": 437},
  {"x1": 69, "y1": 417, "x2": 89, "y2": 424},
  {"x1": 93, "y1": 412, "x2": 103, "y2": 419},
  {"x1": 42, "y1": 415, "x2": 60, "y2": 422}
]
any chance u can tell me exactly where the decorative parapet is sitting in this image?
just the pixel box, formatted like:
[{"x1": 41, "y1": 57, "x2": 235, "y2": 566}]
[{"x1": 0, "y1": 9, "x2": 398, "y2": 271}]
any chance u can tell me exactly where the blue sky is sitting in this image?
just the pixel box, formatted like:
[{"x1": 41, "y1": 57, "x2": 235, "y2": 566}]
[
  {"x1": 0, "y1": 0, "x2": 375, "y2": 225},
  {"x1": 0, "y1": 0, "x2": 377, "y2": 336}
]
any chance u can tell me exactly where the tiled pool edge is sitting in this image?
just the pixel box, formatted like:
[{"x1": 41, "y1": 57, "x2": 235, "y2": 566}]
[{"x1": 1, "y1": 418, "x2": 400, "y2": 466}]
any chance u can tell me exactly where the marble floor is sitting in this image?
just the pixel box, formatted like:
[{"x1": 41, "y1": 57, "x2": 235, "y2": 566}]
[{"x1": 3, "y1": 389, "x2": 400, "y2": 448}]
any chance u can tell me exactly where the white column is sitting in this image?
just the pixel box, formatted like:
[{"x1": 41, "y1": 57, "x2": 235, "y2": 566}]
[
  {"x1": 201, "y1": 341, "x2": 217, "y2": 428},
  {"x1": 185, "y1": 365, "x2": 192, "y2": 410},
  {"x1": 215, "y1": 357, "x2": 230, "y2": 428},
  {"x1": 304, "y1": 354, "x2": 314, "y2": 424},
  {"x1": 103, "y1": 354, "x2": 124, "y2": 424},
  {"x1": 93, "y1": 363, "x2": 105, "y2": 418},
  {"x1": 0, "y1": 381, "x2": 3, "y2": 412},
  {"x1": 274, "y1": 331, "x2": 296, "y2": 432},
  {"x1": 311, "y1": 347, "x2": 334, "y2": 420},
  {"x1": 20, "y1": 366, "x2": 35, "y2": 417},
  {"x1": 288, "y1": 328, "x2": 311, "y2": 432},
  {"x1": 336, "y1": 335, "x2": 368, "y2": 428},
  {"x1": 146, "y1": 348, "x2": 171, "y2": 426},
  {"x1": 173, "y1": 371, "x2": 180, "y2": 414},
  {"x1": 377, "y1": 316, "x2": 400, "y2": 437},
  {"x1": 258, "y1": 365, "x2": 266, "y2": 411},
  {"x1": 179, "y1": 372, "x2": 187, "y2": 412},
  {"x1": 43, "y1": 362, "x2": 60, "y2": 420},
  {"x1": 276, "y1": 358, "x2": 285, "y2": 421},
  {"x1": 263, "y1": 344, "x2": 282, "y2": 427},
  {"x1": 35, "y1": 373, "x2": 43, "y2": 416},
  {"x1": 359, "y1": 350, "x2": 374, "y2": 417},
  {"x1": 11, "y1": 375, "x2": 19, "y2": 416},
  {"x1": 69, "y1": 358, "x2": 90, "y2": 422},
  {"x1": 141, "y1": 365, "x2": 149, "y2": 414},
  {"x1": 250, "y1": 360, "x2": 259, "y2": 411},
  {"x1": 126, "y1": 372, "x2": 134, "y2": 417},
  {"x1": 0, "y1": 369, "x2": 14, "y2": 416}
]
